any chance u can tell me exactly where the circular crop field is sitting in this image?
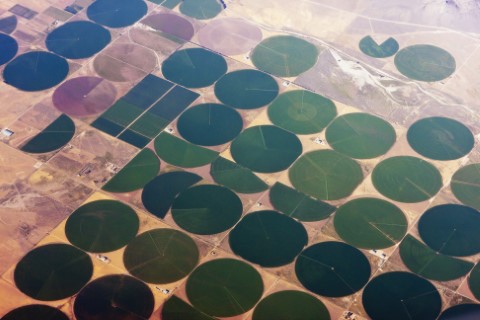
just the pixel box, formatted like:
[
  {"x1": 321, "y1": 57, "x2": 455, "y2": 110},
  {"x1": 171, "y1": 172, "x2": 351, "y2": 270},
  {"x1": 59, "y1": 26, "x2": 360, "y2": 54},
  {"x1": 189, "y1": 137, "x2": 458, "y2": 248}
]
[
  {"x1": 407, "y1": 117, "x2": 474, "y2": 160},
  {"x1": 229, "y1": 210, "x2": 308, "y2": 267},
  {"x1": 0, "y1": 33, "x2": 18, "y2": 65},
  {"x1": 87, "y1": 0, "x2": 147, "y2": 28},
  {"x1": 179, "y1": 0, "x2": 222, "y2": 20},
  {"x1": 141, "y1": 13, "x2": 195, "y2": 41},
  {"x1": 468, "y1": 263, "x2": 480, "y2": 300},
  {"x1": 362, "y1": 272, "x2": 442, "y2": 320},
  {"x1": 1, "y1": 305, "x2": 69, "y2": 320},
  {"x1": 359, "y1": 36, "x2": 399, "y2": 58},
  {"x1": 230, "y1": 125, "x2": 302, "y2": 173},
  {"x1": 326, "y1": 113, "x2": 396, "y2": 159},
  {"x1": 289, "y1": 150, "x2": 363, "y2": 200},
  {"x1": 295, "y1": 241, "x2": 371, "y2": 297},
  {"x1": 334, "y1": 198, "x2": 407, "y2": 249},
  {"x1": 451, "y1": 164, "x2": 480, "y2": 210},
  {"x1": 186, "y1": 259, "x2": 264, "y2": 317},
  {"x1": 268, "y1": 90, "x2": 337, "y2": 134},
  {"x1": 372, "y1": 156, "x2": 442, "y2": 203},
  {"x1": 439, "y1": 304, "x2": 480, "y2": 320},
  {"x1": 65, "y1": 200, "x2": 139, "y2": 253}
]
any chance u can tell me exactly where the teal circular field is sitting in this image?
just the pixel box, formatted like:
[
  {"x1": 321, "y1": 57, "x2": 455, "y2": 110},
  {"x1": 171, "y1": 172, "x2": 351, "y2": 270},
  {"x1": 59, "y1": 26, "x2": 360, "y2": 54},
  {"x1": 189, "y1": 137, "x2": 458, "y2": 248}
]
[
  {"x1": 0, "y1": 33, "x2": 18, "y2": 66},
  {"x1": 289, "y1": 150, "x2": 363, "y2": 200},
  {"x1": 418, "y1": 204, "x2": 480, "y2": 257},
  {"x1": 451, "y1": 164, "x2": 480, "y2": 210},
  {"x1": 334, "y1": 198, "x2": 407, "y2": 249},
  {"x1": 214, "y1": 69, "x2": 279, "y2": 110},
  {"x1": 230, "y1": 125, "x2": 302, "y2": 173},
  {"x1": 229, "y1": 210, "x2": 308, "y2": 267},
  {"x1": 1, "y1": 305, "x2": 69, "y2": 320},
  {"x1": 295, "y1": 241, "x2": 371, "y2": 297},
  {"x1": 162, "y1": 48, "x2": 227, "y2": 88},
  {"x1": 439, "y1": 304, "x2": 480, "y2": 320},
  {"x1": 87, "y1": 0, "x2": 147, "y2": 28},
  {"x1": 14, "y1": 244, "x2": 93, "y2": 301},
  {"x1": 177, "y1": 103, "x2": 243, "y2": 146},
  {"x1": 65, "y1": 200, "x2": 139, "y2": 253},
  {"x1": 394, "y1": 44, "x2": 456, "y2": 82},
  {"x1": 326, "y1": 113, "x2": 396, "y2": 159},
  {"x1": 468, "y1": 263, "x2": 480, "y2": 300},
  {"x1": 268, "y1": 90, "x2": 337, "y2": 134},
  {"x1": 407, "y1": 117, "x2": 474, "y2": 160},
  {"x1": 179, "y1": 0, "x2": 222, "y2": 20},
  {"x1": 359, "y1": 36, "x2": 399, "y2": 58},
  {"x1": 252, "y1": 290, "x2": 330, "y2": 320},
  {"x1": 186, "y1": 259, "x2": 264, "y2": 317},
  {"x1": 372, "y1": 156, "x2": 442, "y2": 203},
  {"x1": 171, "y1": 185, "x2": 243, "y2": 235},
  {"x1": 123, "y1": 229, "x2": 199, "y2": 284},
  {"x1": 251, "y1": 35, "x2": 318, "y2": 77},
  {"x1": 362, "y1": 272, "x2": 442, "y2": 320}
]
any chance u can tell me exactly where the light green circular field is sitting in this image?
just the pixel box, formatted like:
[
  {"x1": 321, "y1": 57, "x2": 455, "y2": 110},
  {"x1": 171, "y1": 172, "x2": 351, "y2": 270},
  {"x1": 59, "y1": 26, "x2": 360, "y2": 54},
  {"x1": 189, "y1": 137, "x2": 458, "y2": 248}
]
[{"x1": 451, "y1": 164, "x2": 480, "y2": 210}]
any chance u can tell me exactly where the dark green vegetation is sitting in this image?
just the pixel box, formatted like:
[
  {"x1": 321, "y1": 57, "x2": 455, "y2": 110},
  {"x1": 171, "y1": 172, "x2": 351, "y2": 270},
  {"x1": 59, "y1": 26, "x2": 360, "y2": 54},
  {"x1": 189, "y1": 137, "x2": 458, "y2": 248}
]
[
  {"x1": 179, "y1": 0, "x2": 222, "y2": 20},
  {"x1": 21, "y1": 114, "x2": 75, "y2": 153},
  {"x1": 407, "y1": 117, "x2": 474, "y2": 160},
  {"x1": 418, "y1": 204, "x2": 480, "y2": 257},
  {"x1": 87, "y1": 0, "x2": 147, "y2": 28},
  {"x1": 230, "y1": 125, "x2": 302, "y2": 173},
  {"x1": 451, "y1": 164, "x2": 480, "y2": 210},
  {"x1": 162, "y1": 48, "x2": 227, "y2": 88},
  {"x1": 267, "y1": 90, "x2": 337, "y2": 134},
  {"x1": 0, "y1": 33, "x2": 17, "y2": 65},
  {"x1": 1, "y1": 305, "x2": 69, "y2": 320},
  {"x1": 251, "y1": 35, "x2": 318, "y2": 77},
  {"x1": 229, "y1": 210, "x2": 308, "y2": 267},
  {"x1": 372, "y1": 156, "x2": 442, "y2": 202},
  {"x1": 210, "y1": 157, "x2": 268, "y2": 194},
  {"x1": 3, "y1": 51, "x2": 69, "y2": 91},
  {"x1": 65, "y1": 200, "x2": 139, "y2": 253},
  {"x1": 186, "y1": 259, "x2": 264, "y2": 317},
  {"x1": 161, "y1": 296, "x2": 217, "y2": 320},
  {"x1": 399, "y1": 235, "x2": 473, "y2": 281},
  {"x1": 269, "y1": 182, "x2": 335, "y2": 221},
  {"x1": 468, "y1": 263, "x2": 480, "y2": 300},
  {"x1": 252, "y1": 290, "x2": 330, "y2": 320},
  {"x1": 171, "y1": 185, "x2": 243, "y2": 235},
  {"x1": 73, "y1": 275, "x2": 154, "y2": 320},
  {"x1": 124, "y1": 229, "x2": 199, "y2": 283},
  {"x1": 295, "y1": 241, "x2": 371, "y2": 297},
  {"x1": 214, "y1": 69, "x2": 279, "y2": 110},
  {"x1": 325, "y1": 113, "x2": 396, "y2": 159},
  {"x1": 289, "y1": 150, "x2": 363, "y2": 200},
  {"x1": 394, "y1": 44, "x2": 456, "y2": 81},
  {"x1": 123, "y1": 74, "x2": 174, "y2": 109},
  {"x1": 359, "y1": 36, "x2": 399, "y2": 58},
  {"x1": 362, "y1": 272, "x2": 442, "y2": 320},
  {"x1": 14, "y1": 244, "x2": 93, "y2": 301},
  {"x1": 177, "y1": 103, "x2": 243, "y2": 146},
  {"x1": 439, "y1": 304, "x2": 480, "y2": 320}
]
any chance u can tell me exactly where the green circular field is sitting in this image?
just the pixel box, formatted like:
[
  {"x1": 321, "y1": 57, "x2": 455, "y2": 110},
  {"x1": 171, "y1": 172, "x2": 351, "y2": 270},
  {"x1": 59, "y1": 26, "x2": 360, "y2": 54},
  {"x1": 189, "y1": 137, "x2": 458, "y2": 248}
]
[
  {"x1": 177, "y1": 103, "x2": 243, "y2": 146},
  {"x1": 334, "y1": 198, "x2": 407, "y2": 249},
  {"x1": 65, "y1": 200, "x2": 139, "y2": 253},
  {"x1": 418, "y1": 204, "x2": 480, "y2": 257},
  {"x1": 295, "y1": 241, "x2": 371, "y2": 297},
  {"x1": 289, "y1": 150, "x2": 363, "y2": 200},
  {"x1": 439, "y1": 304, "x2": 480, "y2": 320},
  {"x1": 230, "y1": 125, "x2": 302, "y2": 173},
  {"x1": 123, "y1": 229, "x2": 199, "y2": 284},
  {"x1": 171, "y1": 185, "x2": 243, "y2": 235},
  {"x1": 407, "y1": 117, "x2": 474, "y2": 160},
  {"x1": 252, "y1": 290, "x2": 330, "y2": 320},
  {"x1": 362, "y1": 272, "x2": 442, "y2": 320},
  {"x1": 14, "y1": 244, "x2": 93, "y2": 301},
  {"x1": 251, "y1": 35, "x2": 318, "y2": 77},
  {"x1": 394, "y1": 44, "x2": 456, "y2": 82},
  {"x1": 451, "y1": 164, "x2": 480, "y2": 210},
  {"x1": 468, "y1": 263, "x2": 480, "y2": 300},
  {"x1": 215, "y1": 69, "x2": 279, "y2": 110},
  {"x1": 179, "y1": 0, "x2": 222, "y2": 20},
  {"x1": 268, "y1": 90, "x2": 337, "y2": 134},
  {"x1": 326, "y1": 113, "x2": 396, "y2": 159},
  {"x1": 359, "y1": 36, "x2": 399, "y2": 58},
  {"x1": 186, "y1": 259, "x2": 264, "y2": 317},
  {"x1": 372, "y1": 156, "x2": 442, "y2": 203},
  {"x1": 229, "y1": 210, "x2": 308, "y2": 267},
  {"x1": 1, "y1": 305, "x2": 69, "y2": 320}
]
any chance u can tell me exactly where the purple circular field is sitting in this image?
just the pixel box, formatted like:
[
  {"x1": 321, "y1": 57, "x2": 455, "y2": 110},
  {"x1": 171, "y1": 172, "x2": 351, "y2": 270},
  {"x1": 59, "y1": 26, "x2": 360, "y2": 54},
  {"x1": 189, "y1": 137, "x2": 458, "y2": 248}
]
[
  {"x1": 53, "y1": 76, "x2": 117, "y2": 117},
  {"x1": 197, "y1": 18, "x2": 263, "y2": 56},
  {"x1": 142, "y1": 13, "x2": 195, "y2": 41}
]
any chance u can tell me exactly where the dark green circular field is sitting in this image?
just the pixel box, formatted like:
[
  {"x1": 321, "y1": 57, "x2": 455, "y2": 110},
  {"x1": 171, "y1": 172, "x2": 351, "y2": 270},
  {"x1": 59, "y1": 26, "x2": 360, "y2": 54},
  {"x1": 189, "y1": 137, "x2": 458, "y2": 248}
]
[
  {"x1": 14, "y1": 244, "x2": 93, "y2": 301},
  {"x1": 468, "y1": 263, "x2": 480, "y2": 300},
  {"x1": 325, "y1": 113, "x2": 396, "y2": 159},
  {"x1": 362, "y1": 272, "x2": 442, "y2": 320},
  {"x1": 268, "y1": 90, "x2": 337, "y2": 134},
  {"x1": 407, "y1": 117, "x2": 474, "y2": 160},
  {"x1": 179, "y1": 0, "x2": 222, "y2": 20},
  {"x1": 289, "y1": 150, "x2": 363, "y2": 200},
  {"x1": 451, "y1": 164, "x2": 480, "y2": 210},
  {"x1": 0, "y1": 33, "x2": 18, "y2": 66},
  {"x1": 230, "y1": 125, "x2": 302, "y2": 173},
  {"x1": 87, "y1": 0, "x2": 147, "y2": 28},
  {"x1": 1, "y1": 305, "x2": 69, "y2": 320},
  {"x1": 295, "y1": 241, "x2": 371, "y2": 297},
  {"x1": 171, "y1": 185, "x2": 243, "y2": 235},
  {"x1": 439, "y1": 304, "x2": 480, "y2": 320},
  {"x1": 229, "y1": 210, "x2": 308, "y2": 267},
  {"x1": 123, "y1": 229, "x2": 199, "y2": 284},
  {"x1": 186, "y1": 259, "x2": 264, "y2": 317},
  {"x1": 372, "y1": 156, "x2": 442, "y2": 203},
  {"x1": 359, "y1": 36, "x2": 399, "y2": 58},
  {"x1": 334, "y1": 198, "x2": 407, "y2": 249}
]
